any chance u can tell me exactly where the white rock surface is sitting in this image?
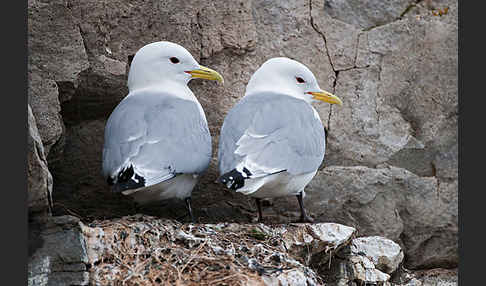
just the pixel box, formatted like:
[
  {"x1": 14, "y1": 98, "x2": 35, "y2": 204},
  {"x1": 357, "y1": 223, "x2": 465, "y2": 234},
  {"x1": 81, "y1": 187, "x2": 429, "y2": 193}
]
[
  {"x1": 351, "y1": 236, "x2": 404, "y2": 274},
  {"x1": 349, "y1": 255, "x2": 391, "y2": 283}
]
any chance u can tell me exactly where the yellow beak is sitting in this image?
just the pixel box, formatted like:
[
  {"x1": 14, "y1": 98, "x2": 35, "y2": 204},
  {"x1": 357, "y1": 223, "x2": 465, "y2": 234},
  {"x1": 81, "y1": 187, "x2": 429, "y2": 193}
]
[
  {"x1": 307, "y1": 90, "x2": 343, "y2": 105},
  {"x1": 186, "y1": 65, "x2": 224, "y2": 84}
]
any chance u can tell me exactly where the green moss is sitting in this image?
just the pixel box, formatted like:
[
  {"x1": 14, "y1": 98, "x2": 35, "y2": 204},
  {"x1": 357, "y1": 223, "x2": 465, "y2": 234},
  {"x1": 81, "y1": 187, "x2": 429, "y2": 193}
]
[{"x1": 248, "y1": 228, "x2": 268, "y2": 240}]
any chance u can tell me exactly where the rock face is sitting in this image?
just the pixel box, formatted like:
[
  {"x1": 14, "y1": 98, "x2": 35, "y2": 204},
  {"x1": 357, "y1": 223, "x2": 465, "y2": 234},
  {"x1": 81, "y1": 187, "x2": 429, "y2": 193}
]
[
  {"x1": 27, "y1": 0, "x2": 89, "y2": 96},
  {"x1": 27, "y1": 68, "x2": 63, "y2": 159},
  {"x1": 302, "y1": 165, "x2": 457, "y2": 269},
  {"x1": 27, "y1": 0, "x2": 89, "y2": 164},
  {"x1": 28, "y1": 216, "x2": 89, "y2": 286},
  {"x1": 322, "y1": 0, "x2": 417, "y2": 30},
  {"x1": 28, "y1": 105, "x2": 53, "y2": 216},
  {"x1": 27, "y1": 0, "x2": 458, "y2": 272}
]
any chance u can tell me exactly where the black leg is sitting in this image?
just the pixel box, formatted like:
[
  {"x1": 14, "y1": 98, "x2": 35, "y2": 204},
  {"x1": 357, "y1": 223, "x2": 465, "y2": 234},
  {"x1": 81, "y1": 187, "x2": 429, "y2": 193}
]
[
  {"x1": 185, "y1": 197, "x2": 195, "y2": 223},
  {"x1": 296, "y1": 191, "x2": 314, "y2": 223},
  {"x1": 255, "y1": 198, "x2": 264, "y2": 223}
]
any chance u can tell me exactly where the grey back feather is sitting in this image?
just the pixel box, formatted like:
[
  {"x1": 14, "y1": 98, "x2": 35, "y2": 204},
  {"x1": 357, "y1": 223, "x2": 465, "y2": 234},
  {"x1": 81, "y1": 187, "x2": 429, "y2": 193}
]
[
  {"x1": 218, "y1": 92, "x2": 325, "y2": 177},
  {"x1": 102, "y1": 90, "x2": 211, "y2": 186}
]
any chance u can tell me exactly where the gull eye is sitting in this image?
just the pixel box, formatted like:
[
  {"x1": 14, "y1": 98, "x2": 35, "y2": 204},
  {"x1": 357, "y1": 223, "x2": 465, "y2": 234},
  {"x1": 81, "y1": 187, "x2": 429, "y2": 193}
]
[
  {"x1": 296, "y1": 77, "x2": 305, "y2": 83},
  {"x1": 169, "y1": 57, "x2": 180, "y2": 64}
]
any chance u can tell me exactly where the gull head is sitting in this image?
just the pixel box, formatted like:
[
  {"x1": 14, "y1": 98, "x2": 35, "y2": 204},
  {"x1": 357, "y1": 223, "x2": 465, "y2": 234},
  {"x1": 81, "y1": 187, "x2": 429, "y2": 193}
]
[
  {"x1": 127, "y1": 41, "x2": 223, "y2": 91},
  {"x1": 245, "y1": 57, "x2": 342, "y2": 105}
]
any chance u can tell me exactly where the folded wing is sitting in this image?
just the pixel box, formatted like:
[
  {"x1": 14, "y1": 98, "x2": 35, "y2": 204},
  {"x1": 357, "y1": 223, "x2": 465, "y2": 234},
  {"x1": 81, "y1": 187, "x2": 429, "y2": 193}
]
[
  {"x1": 103, "y1": 91, "x2": 211, "y2": 191},
  {"x1": 218, "y1": 92, "x2": 325, "y2": 179}
]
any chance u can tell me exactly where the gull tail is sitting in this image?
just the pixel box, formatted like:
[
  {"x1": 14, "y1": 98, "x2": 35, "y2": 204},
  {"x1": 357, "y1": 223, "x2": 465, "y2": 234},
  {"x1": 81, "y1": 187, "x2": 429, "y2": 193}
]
[
  {"x1": 218, "y1": 167, "x2": 252, "y2": 190},
  {"x1": 108, "y1": 165, "x2": 146, "y2": 194}
]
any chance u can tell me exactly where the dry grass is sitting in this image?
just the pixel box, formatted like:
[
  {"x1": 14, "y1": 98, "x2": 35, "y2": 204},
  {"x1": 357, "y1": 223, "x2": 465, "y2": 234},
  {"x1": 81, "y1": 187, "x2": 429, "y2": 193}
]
[{"x1": 83, "y1": 215, "x2": 324, "y2": 285}]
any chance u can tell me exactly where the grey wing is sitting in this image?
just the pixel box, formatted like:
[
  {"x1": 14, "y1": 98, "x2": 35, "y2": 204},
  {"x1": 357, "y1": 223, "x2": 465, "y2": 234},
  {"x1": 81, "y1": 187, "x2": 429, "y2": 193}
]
[
  {"x1": 218, "y1": 93, "x2": 325, "y2": 177},
  {"x1": 102, "y1": 93, "x2": 211, "y2": 187}
]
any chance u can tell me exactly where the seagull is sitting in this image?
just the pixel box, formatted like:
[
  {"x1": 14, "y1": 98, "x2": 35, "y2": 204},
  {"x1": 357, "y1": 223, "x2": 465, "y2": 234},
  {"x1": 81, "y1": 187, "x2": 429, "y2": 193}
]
[
  {"x1": 102, "y1": 41, "x2": 223, "y2": 222},
  {"x1": 217, "y1": 57, "x2": 342, "y2": 223}
]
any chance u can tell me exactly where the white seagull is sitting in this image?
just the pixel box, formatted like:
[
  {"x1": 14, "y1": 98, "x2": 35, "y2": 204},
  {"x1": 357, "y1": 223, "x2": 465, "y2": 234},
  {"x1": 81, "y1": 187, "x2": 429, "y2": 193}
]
[
  {"x1": 217, "y1": 57, "x2": 342, "y2": 222},
  {"x1": 102, "y1": 41, "x2": 223, "y2": 222}
]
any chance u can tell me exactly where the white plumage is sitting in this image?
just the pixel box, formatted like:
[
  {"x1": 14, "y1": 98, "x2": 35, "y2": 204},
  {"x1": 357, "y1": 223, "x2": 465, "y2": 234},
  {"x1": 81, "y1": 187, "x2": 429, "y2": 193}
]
[
  {"x1": 217, "y1": 57, "x2": 342, "y2": 222},
  {"x1": 102, "y1": 41, "x2": 223, "y2": 221}
]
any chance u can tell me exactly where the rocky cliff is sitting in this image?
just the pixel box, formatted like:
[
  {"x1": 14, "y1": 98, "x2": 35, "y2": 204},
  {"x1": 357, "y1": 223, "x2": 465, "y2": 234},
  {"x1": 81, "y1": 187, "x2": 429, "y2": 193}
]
[{"x1": 28, "y1": 0, "x2": 458, "y2": 284}]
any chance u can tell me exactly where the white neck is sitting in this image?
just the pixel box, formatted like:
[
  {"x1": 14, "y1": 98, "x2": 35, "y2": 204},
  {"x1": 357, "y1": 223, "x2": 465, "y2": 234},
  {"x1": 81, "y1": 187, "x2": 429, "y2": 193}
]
[
  {"x1": 128, "y1": 81, "x2": 196, "y2": 101},
  {"x1": 246, "y1": 87, "x2": 312, "y2": 104}
]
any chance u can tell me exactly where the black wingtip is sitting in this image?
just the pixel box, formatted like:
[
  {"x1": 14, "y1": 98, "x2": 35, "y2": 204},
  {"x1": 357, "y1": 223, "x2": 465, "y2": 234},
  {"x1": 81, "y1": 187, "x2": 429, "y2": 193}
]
[
  {"x1": 218, "y1": 168, "x2": 251, "y2": 190},
  {"x1": 110, "y1": 165, "x2": 146, "y2": 193}
]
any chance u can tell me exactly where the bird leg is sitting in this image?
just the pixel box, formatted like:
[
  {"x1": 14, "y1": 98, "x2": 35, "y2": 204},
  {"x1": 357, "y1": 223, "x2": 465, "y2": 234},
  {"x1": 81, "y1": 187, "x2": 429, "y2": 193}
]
[
  {"x1": 255, "y1": 198, "x2": 264, "y2": 223},
  {"x1": 185, "y1": 197, "x2": 195, "y2": 223},
  {"x1": 296, "y1": 191, "x2": 314, "y2": 223}
]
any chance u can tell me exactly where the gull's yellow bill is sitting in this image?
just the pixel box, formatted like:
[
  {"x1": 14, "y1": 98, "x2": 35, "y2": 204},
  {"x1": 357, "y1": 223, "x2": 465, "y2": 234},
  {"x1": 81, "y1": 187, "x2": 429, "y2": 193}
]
[
  {"x1": 186, "y1": 65, "x2": 224, "y2": 84},
  {"x1": 307, "y1": 90, "x2": 342, "y2": 105}
]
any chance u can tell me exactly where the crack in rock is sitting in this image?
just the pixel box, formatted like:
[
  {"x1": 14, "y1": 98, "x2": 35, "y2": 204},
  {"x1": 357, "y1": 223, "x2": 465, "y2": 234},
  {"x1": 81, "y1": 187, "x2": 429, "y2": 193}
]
[{"x1": 309, "y1": 0, "x2": 338, "y2": 132}]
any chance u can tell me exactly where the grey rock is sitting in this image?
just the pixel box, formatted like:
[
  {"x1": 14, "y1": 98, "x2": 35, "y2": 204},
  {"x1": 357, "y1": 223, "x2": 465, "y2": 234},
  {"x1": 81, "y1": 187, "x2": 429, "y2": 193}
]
[
  {"x1": 351, "y1": 236, "x2": 404, "y2": 274},
  {"x1": 270, "y1": 223, "x2": 357, "y2": 270},
  {"x1": 96, "y1": 55, "x2": 126, "y2": 76},
  {"x1": 371, "y1": 18, "x2": 458, "y2": 145},
  {"x1": 28, "y1": 66, "x2": 64, "y2": 160},
  {"x1": 355, "y1": 32, "x2": 381, "y2": 68},
  {"x1": 304, "y1": 165, "x2": 457, "y2": 269},
  {"x1": 262, "y1": 268, "x2": 318, "y2": 286},
  {"x1": 28, "y1": 216, "x2": 89, "y2": 286},
  {"x1": 364, "y1": 10, "x2": 458, "y2": 181},
  {"x1": 312, "y1": 228, "x2": 402, "y2": 285},
  {"x1": 28, "y1": 0, "x2": 89, "y2": 165},
  {"x1": 392, "y1": 267, "x2": 458, "y2": 286},
  {"x1": 278, "y1": 223, "x2": 356, "y2": 255},
  {"x1": 311, "y1": 1, "x2": 361, "y2": 71},
  {"x1": 324, "y1": 65, "x2": 412, "y2": 167},
  {"x1": 47, "y1": 120, "x2": 105, "y2": 201},
  {"x1": 28, "y1": 0, "x2": 89, "y2": 95},
  {"x1": 316, "y1": 0, "x2": 458, "y2": 179},
  {"x1": 42, "y1": 272, "x2": 89, "y2": 286},
  {"x1": 413, "y1": 268, "x2": 458, "y2": 286},
  {"x1": 303, "y1": 3, "x2": 457, "y2": 268},
  {"x1": 321, "y1": 0, "x2": 416, "y2": 30},
  {"x1": 348, "y1": 255, "x2": 391, "y2": 283},
  {"x1": 27, "y1": 105, "x2": 53, "y2": 216},
  {"x1": 400, "y1": 179, "x2": 458, "y2": 269}
]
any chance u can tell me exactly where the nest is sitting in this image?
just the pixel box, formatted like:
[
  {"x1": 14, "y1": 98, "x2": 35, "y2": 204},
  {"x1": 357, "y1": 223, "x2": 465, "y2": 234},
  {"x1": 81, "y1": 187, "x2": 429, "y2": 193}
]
[{"x1": 83, "y1": 215, "x2": 324, "y2": 285}]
